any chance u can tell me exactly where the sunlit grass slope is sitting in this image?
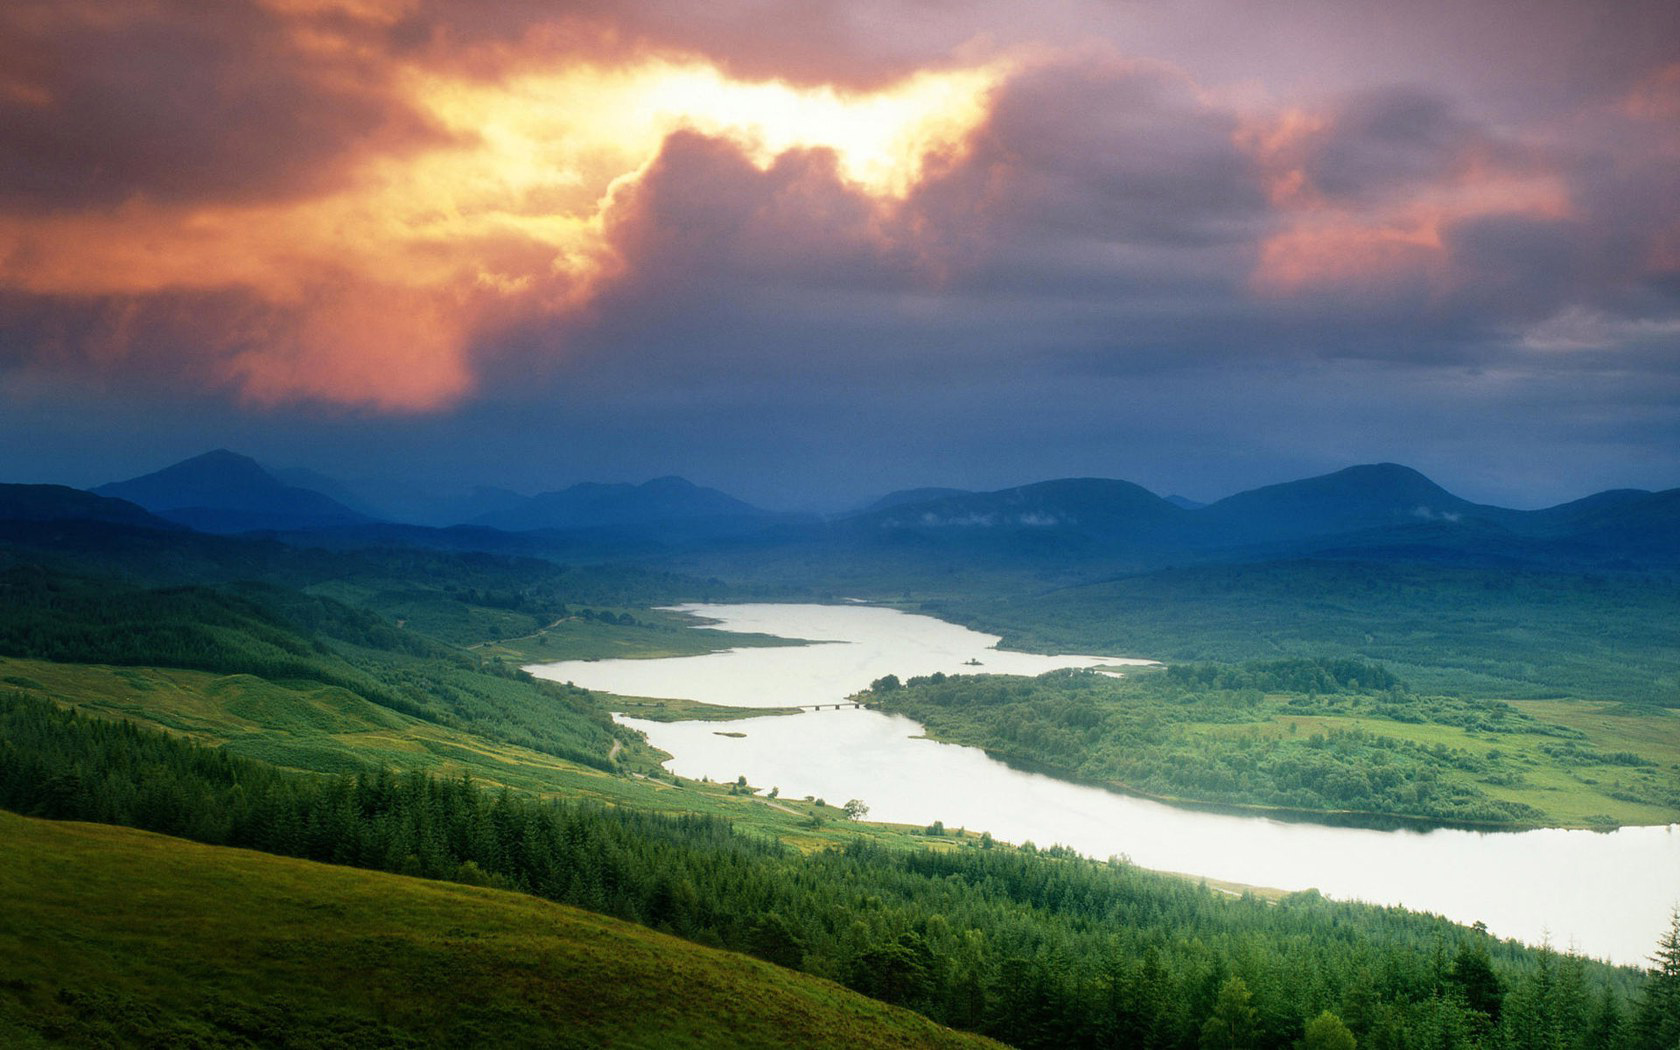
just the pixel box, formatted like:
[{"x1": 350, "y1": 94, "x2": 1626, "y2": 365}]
[
  {"x1": 0, "y1": 811, "x2": 997, "y2": 1049},
  {"x1": 0, "y1": 655, "x2": 621, "y2": 793},
  {"x1": 0, "y1": 657, "x2": 959, "y2": 853}
]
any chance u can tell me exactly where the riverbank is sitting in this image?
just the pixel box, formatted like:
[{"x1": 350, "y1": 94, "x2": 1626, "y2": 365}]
[
  {"x1": 867, "y1": 665, "x2": 1680, "y2": 830},
  {"x1": 572, "y1": 603, "x2": 1679, "y2": 963}
]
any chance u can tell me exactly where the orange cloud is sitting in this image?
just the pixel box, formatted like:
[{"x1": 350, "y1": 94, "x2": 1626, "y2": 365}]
[
  {"x1": 223, "y1": 280, "x2": 477, "y2": 411},
  {"x1": 1240, "y1": 95, "x2": 1573, "y2": 297},
  {"x1": 0, "y1": 3, "x2": 1003, "y2": 411},
  {"x1": 1251, "y1": 172, "x2": 1571, "y2": 295},
  {"x1": 1622, "y1": 63, "x2": 1680, "y2": 121},
  {"x1": 1254, "y1": 222, "x2": 1442, "y2": 296}
]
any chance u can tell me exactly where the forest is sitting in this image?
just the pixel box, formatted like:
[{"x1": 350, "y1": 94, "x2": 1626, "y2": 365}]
[
  {"x1": 1, "y1": 523, "x2": 1677, "y2": 1047},
  {"x1": 4, "y1": 690, "x2": 1678, "y2": 1050}
]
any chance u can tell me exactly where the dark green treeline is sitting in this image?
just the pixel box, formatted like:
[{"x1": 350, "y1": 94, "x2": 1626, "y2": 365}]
[{"x1": 3, "y1": 692, "x2": 1675, "y2": 1050}]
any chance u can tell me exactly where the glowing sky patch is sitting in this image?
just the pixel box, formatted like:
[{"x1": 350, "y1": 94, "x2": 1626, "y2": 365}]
[
  {"x1": 1, "y1": 0, "x2": 1676, "y2": 504},
  {"x1": 0, "y1": 54, "x2": 1001, "y2": 409}
]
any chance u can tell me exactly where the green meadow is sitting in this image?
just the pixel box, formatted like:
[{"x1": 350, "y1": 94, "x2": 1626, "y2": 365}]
[
  {"x1": 0, "y1": 811, "x2": 999, "y2": 1050},
  {"x1": 867, "y1": 660, "x2": 1680, "y2": 828}
]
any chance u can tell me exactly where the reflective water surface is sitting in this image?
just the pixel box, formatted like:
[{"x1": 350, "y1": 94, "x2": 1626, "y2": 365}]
[{"x1": 528, "y1": 603, "x2": 1680, "y2": 966}]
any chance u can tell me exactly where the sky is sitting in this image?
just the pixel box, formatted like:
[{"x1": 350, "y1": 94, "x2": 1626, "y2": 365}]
[{"x1": 1, "y1": 0, "x2": 1677, "y2": 511}]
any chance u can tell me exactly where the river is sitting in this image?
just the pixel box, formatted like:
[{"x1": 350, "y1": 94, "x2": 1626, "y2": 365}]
[{"x1": 526, "y1": 602, "x2": 1680, "y2": 966}]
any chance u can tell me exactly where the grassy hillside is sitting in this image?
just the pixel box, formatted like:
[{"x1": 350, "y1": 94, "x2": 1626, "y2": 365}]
[
  {"x1": 0, "y1": 811, "x2": 997, "y2": 1049},
  {"x1": 0, "y1": 659, "x2": 920, "y2": 849},
  {"x1": 0, "y1": 565, "x2": 637, "y2": 771},
  {"x1": 866, "y1": 663, "x2": 1680, "y2": 828}
]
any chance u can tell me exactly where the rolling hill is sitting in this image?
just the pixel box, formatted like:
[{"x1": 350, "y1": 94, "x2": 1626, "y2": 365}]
[
  {"x1": 0, "y1": 484, "x2": 176, "y2": 530},
  {"x1": 0, "y1": 811, "x2": 997, "y2": 1049}
]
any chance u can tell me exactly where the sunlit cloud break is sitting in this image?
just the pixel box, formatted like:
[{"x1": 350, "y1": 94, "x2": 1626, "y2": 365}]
[
  {"x1": 0, "y1": 0, "x2": 1676, "y2": 506},
  {"x1": 0, "y1": 29, "x2": 1002, "y2": 410}
]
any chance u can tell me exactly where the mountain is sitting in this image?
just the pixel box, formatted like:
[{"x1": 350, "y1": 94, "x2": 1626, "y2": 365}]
[
  {"x1": 31, "y1": 455, "x2": 1675, "y2": 572},
  {"x1": 268, "y1": 464, "x2": 393, "y2": 519},
  {"x1": 1163, "y1": 494, "x2": 1206, "y2": 510},
  {"x1": 845, "y1": 478, "x2": 1187, "y2": 564},
  {"x1": 1192, "y1": 463, "x2": 1493, "y2": 548},
  {"x1": 0, "y1": 484, "x2": 177, "y2": 530},
  {"x1": 1557, "y1": 487, "x2": 1680, "y2": 557},
  {"x1": 862, "y1": 487, "x2": 973, "y2": 513},
  {"x1": 1498, "y1": 487, "x2": 1656, "y2": 537},
  {"x1": 95, "y1": 450, "x2": 371, "y2": 533},
  {"x1": 421, "y1": 485, "x2": 532, "y2": 526},
  {"x1": 472, "y1": 476, "x2": 773, "y2": 534},
  {"x1": 867, "y1": 477, "x2": 1180, "y2": 530},
  {"x1": 271, "y1": 467, "x2": 533, "y2": 527},
  {"x1": 1179, "y1": 466, "x2": 1680, "y2": 566},
  {"x1": 822, "y1": 464, "x2": 1680, "y2": 573}
]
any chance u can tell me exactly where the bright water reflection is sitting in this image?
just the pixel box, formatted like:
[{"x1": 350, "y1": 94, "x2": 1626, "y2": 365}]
[{"x1": 528, "y1": 603, "x2": 1680, "y2": 966}]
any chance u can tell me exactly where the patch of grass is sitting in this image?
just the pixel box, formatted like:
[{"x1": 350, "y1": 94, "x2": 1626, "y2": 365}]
[
  {"x1": 604, "y1": 695, "x2": 804, "y2": 722},
  {"x1": 871, "y1": 664, "x2": 1680, "y2": 828},
  {"x1": 480, "y1": 607, "x2": 806, "y2": 663},
  {"x1": 0, "y1": 656, "x2": 627, "y2": 795},
  {"x1": 1221, "y1": 708, "x2": 1680, "y2": 827},
  {"x1": 0, "y1": 811, "x2": 1000, "y2": 1049}
]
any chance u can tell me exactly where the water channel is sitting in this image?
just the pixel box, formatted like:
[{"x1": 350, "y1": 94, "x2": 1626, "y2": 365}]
[{"x1": 526, "y1": 602, "x2": 1680, "y2": 966}]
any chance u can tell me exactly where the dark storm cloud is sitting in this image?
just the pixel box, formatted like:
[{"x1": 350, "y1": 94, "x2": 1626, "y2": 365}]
[
  {"x1": 571, "y1": 51, "x2": 1274, "y2": 385},
  {"x1": 0, "y1": 2, "x2": 449, "y2": 210},
  {"x1": 898, "y1": 52, "x2": 1268, "y2": 320},
  {"x1": 1292, "y1": 90, "x2": 1492, "y2": 204},
  {"x1": 602, "y1": 132, "x2": 909, "y2": 302},
  {"x1": 570, "y1": 52, "x2": 1660, "y2": 390},
  {"x1": 928, "y1": 54, "x2": 1266, "y2": 247},
  {"x1": 529, "y1": 35, "x2": 1679, "y2": 437},
  {"x1": 0, "y1": 0, "x2": 1676, "y2": 506}
]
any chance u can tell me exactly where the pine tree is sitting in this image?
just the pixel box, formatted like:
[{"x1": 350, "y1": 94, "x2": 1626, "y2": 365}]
[
  {"x1": 1202, "y1": 976, "x2": 1258, "y2": 1050},
  {"x1": 1634, "y1": 911, "x2": 1680, "y2": 1050},
  {"x1": 1300, "y1": 1010, "x2": 1356, "y2": 1050}
]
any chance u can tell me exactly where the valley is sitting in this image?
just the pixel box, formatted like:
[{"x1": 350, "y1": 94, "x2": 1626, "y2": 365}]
[{"x1": 1, "y1": 458, "x2": 1677, "y2": 1047}]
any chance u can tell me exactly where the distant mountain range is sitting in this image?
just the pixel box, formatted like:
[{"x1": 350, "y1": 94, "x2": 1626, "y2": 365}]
[
  {"x1": 470, "y1": 476, "x2": 776, "y2": 535},
  {"x1": 1, "y1": 451, "x2": 1672, "y2": 571},
  {"x1": 93, "y1": 450, "x2": 371, "y2": 533},
  {"x1": 848, "y1": 463, "x2": 1679, "y2": 567},
  {"x1": 90, "y1": 451, "x2": 788, "y2": 539}
]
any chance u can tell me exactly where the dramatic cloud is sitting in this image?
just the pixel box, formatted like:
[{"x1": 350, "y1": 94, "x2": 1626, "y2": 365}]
[
  {"x1": 0, "y1": 0, "x2": 1675, "y2": 503},
  {"x1": 0, "y1": 0, "x2": 1006, "y2": 409}
]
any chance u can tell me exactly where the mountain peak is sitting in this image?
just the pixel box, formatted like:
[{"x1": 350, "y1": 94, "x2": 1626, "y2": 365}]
[
  {"x1": 97, "y1": 449, "x2": 279, "y2": 502},
  {"x1": 92, "y1": 450, "x2": 367, "y2": 532},
  {"x1": 640, "y1": 476, "x2": 702, "y2": 492},
  {"x1": 1198, "y1": 462, "x2": 1478, "y2": 543}
]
